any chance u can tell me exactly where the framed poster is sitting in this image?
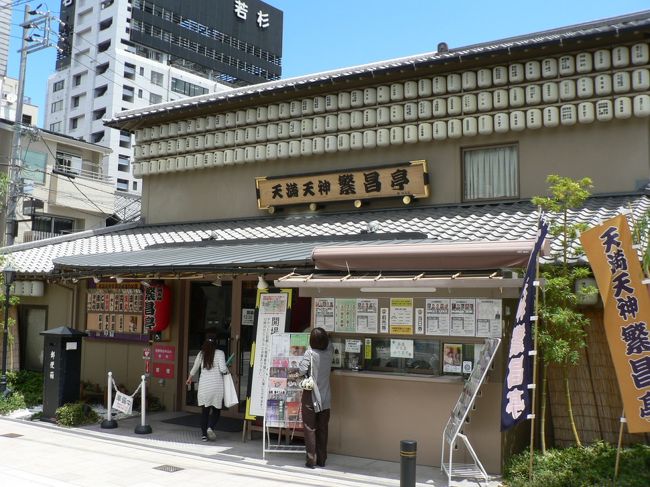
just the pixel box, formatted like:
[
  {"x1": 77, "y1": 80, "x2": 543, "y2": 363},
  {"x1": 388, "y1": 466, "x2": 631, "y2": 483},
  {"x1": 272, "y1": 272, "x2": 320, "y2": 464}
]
[
  {"x1": 313, "y1": 298, "x2": 335, "y2": 332},
  {"x1": 426, "y1": 299, "x2": 450, "y2": 336},
  {"x1": 356, "y1": 298, "x2": 378, "y2": 333},
  {"x1": 450, "y1": 299, "x2": 476, "y2": 336},
  {"x1": 443, "y1": 343, "x2": 463, "y2": 374},
  {"x1": 389, "y1": 298, "x2": 414, "y2": 335},
  {"x1": 335, "y1": 298, "x2": 357, "y2": 333},
  {"x1": 476, "y1": 299, "x2": 503, "y2": 338}
]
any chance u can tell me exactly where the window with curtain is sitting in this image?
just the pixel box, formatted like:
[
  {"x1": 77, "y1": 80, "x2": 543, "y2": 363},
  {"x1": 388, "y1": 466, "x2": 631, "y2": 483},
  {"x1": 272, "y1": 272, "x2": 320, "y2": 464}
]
[{"x1": 463, "y1": 145, "x2": 518, "y2": 201}]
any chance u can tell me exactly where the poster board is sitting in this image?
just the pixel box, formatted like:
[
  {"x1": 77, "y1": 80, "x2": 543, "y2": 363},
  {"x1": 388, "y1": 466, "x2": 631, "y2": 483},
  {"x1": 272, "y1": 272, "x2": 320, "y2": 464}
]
[
  {"x1": 246, "y1": 290, "x2": 292, "y2": 419},
  {"x1": 263, "y1": 332, "x2": 309, "y2": 458}
]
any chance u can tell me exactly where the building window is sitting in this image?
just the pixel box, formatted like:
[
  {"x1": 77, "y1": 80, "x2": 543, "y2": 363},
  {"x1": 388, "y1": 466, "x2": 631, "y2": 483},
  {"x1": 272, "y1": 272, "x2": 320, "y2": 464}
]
[
  {"x1": 50, "y1": 121, "x2": 62, "y2": 132},
  {"x1": 70, "y1": 116, "x2": 81, "y2": 130},
  {"x1": 94, "y1": 85, "x2": 108, "y2": 98},
  {"x1": 462, "y1": 145, "x2": 519, "y2": 201},
  {"x1": 119, "y1": 130, "x2": 131, "y2": 148},
  {"x1": 91, "y1": 131, "x2": 105, "y2": 143},
  {"x1": 138, "y1": 89, "x2": 143, "y2": 98},
  {"x1": 22, "y1": 150, "x2": 48, "y2": 184},
  {"x1": 96, "y1": 62, "x2": 110, "y2": 75},
  {"x1": 32, "y1": 215, "x2": 75, "y2": 235},
  {"x1": 118, "y1": 154, "x2": 130, "y2": 172},
  {"x1": 53, "y1": 80, "x2": 64, "y2": 92},
  {"x1": 149, "y1": 93, "x2": 162, "y2": 104},
  {"x1": 71, "y1": 94, "x2": 83, "y2": 108},
  {"x1": 99, "y1": 17, "x2": 113, "y2": 31},
  {"x1": 22, "y1": 114, "x2": 32, "y2": 125},
  {"x1": 150, "y1": 70, "x2": 163, "y2": 86},
  {"x1": 116, "y1": 178, "x2": 129, "y2": 191},
  {"x1": 139, "y1": 66, "x2": 144, "y2": 76},
  {"x1": 132, "y1": 181, "x2": 138, "y2": 191},
  {"x1": 51, "y1": 100, "x2": 63, "y2": 113},
  {"x1": 98, "y1": 40, "x2": 111, "y2": 52},
  {"x1": 93, "y1": 108, "x2": 106, "y2": 121},
  {"x1": 122, "y1": 85, "x2": 134, "y2": 102},
  {"x1": 124, "y1": 62, "x2": 136, "y2": 79},
  {"x1": 73, "y1": 72, "x2": 85, "y2": 86},
  {"x1": 171, "y1": 77, "x2": 208, "y2": 97}
]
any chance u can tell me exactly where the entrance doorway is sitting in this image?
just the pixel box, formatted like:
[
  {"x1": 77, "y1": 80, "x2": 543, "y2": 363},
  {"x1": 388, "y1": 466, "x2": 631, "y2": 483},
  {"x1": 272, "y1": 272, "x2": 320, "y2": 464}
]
[{"x1": 185, "y1": 281, "x2": 232, "y2": 409}]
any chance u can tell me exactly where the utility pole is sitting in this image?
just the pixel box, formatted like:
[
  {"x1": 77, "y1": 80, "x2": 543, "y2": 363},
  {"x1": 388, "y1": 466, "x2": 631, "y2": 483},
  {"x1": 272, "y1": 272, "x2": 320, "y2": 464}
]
[{"x1": 4, "y1": 4, "x2": 59, "y2": 247}]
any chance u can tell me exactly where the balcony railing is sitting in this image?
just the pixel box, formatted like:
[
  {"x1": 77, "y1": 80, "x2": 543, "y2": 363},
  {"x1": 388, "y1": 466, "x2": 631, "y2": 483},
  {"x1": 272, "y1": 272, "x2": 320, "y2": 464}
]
[
  {"x1": 53, "y1": 160, "x2": 113, "y2": 183},
  {"x1": 22, "y1": 230, "x2": 71, "y2": 242}
]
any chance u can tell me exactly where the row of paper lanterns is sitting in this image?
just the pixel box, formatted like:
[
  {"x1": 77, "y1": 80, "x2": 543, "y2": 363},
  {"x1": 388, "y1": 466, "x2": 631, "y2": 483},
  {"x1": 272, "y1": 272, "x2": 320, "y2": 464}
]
[
  {"x1": 137, "y1": 44, "x2": 650, "y2": 143},
  {"x1": 136, "y1": 93, "x2": 650, "y2": 159},
  {"x1": 132, "y1": 95, "x2": 650, "y2": 177}
]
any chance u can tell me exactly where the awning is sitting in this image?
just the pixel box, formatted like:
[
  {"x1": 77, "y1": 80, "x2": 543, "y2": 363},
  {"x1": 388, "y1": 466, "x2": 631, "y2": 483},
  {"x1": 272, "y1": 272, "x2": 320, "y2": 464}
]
[{"x1": 312, "y1": 239, "x2": 545, "y2": 271}]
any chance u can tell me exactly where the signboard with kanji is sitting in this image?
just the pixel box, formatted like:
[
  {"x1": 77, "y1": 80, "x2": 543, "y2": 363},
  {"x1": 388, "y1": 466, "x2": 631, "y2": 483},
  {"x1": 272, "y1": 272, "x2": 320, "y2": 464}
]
[{"x1": 255, "y1": 160, "x2": 428, "y2": 209}]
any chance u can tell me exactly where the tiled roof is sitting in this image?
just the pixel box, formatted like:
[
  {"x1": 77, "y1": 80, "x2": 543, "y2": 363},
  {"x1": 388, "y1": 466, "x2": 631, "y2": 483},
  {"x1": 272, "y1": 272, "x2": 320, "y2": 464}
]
[
  {"x1": 108, "y1": 11, "x2": 650, "y2": 128},
  {"x1": 2, "y1": 193, "x2": 648, "y2": 276}
]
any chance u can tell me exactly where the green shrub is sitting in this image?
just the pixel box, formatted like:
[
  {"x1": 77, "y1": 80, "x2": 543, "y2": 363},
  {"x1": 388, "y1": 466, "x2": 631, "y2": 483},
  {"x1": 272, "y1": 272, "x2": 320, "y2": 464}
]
[
  {"x1": 55, "y1": 402, "x2": 100, "y2": 427},
  {"x1": 504, "y1": 441, "x2": 650, "y2": 487},
  {"x1": 7, "y1": 370, "x2": 43, "y2": 407},
  {"x1": 0, "y1": 391, "x2": 27, "y2": 415}
]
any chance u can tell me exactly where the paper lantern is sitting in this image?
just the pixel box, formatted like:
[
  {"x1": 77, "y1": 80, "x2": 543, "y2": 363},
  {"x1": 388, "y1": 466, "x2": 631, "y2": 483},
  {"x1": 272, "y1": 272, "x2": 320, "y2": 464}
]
[
  {"x1": 462, "y1": 117, "x2": 477, "y2": 136},
  {"x1": 377, "y1": 128, "x2": 390, "y2": 147},
  {"x1": 245, "y1": 127, "x2": 256, "y2": 144},
  {"x1": 312, "y1": 117, "x2": 325, "y2": 134},
  {"x1": 614, "y1": 97, "x2": 632, "y2": 119},
  {"x1": 633, "y1": 69, "x2": 650, "y2": 91},
  {"x1": 432, "y1": 76, "x2": 447, "y2": 95},
  {"x1": 447, "y1": 74, "x2": 461, "y2": 93},
  {"x1": 143, "y1": 285, "x2": 171, "y2": 333},
  {"x1": 390, "y1": 126, "x2": 404, "y2": 145},
  {"x1": 377, "y1": 85, "x2": 391, "y2": 103},
  {"x1": 613, "y1": 71, "x2": 631, "y2": 93},
  {"x1": 493, "y1": 89, "x2": 508, "y2": 109},
  {"x1": 560, "y1": 104, "x2": 577, "y2": 125},
  {"x1": 404, "y1": 81, "x2": 418, "y2": 99},
  {"x1": 432, "y1": 98, "x2": 447, "y2": 117},
  {"x1": 447, "y1": 96, "x2": 462, "y2": 116},
  {"x1": 478, "y1": 92, "x2": 493, "y2": 112},
  {"x1": 612, "y1": 46, "x2": 630, "y2": 68},
  {"x1": 494, "y1": 113, "x2": 509, "y2": 133},
  {"x1": 593, "y1": 50, "x2": 611, "y2": 71},
  {"x1": 266, "y1": 144, "x2": 277, "y2": 160},
  {"x1": 404, "y1": 125, "x2": 418, "y2": 143},
  {"x1": 509, "y1": 63, "x2": 524, "y2": 83},
  {"x1": 447, "y1": 119, "x2": 462, "y2": 138},
  {"x1": 594, "y1": 74, "x2": 612, "y2": 95},
  {"x1": 418, "y1": 100, "x2": 433, "y2": 119},
  {"x1": 595, "y1": 100, "x2": 613, "y2": 121},
  {"x1": 542, "y1": 58, "x2": 558, "y2": 78},
  {"x1": 527, "y1": 109, "x2": 542, "y2": 129},
  {"x1": 277, "y1": 141, "x2": 290, "y2": 158},
  {"x1": 576, "y1": 52, "x2": 593, "y2": 73},
  {"x1": 204, "y1": 133, "x2": 215, "y2": 149},
  {"x1": 390, "y1": 104, "x2": 404, "y2": 123},
  {"x1": 337, "y1": 134, "x2": 350, "y2": 151},
  {"x1": 477, "y1": 68, "x2": 492, "y2": 88},
  {"x1": 255, "y1": 145, "x2": 266, "y2": 161},
  {"x1": 632, "y1": 43, "x2": 649, "y2": 65},
  {"x1": 267, "y1": 105, "x2": 279, "y2": 121},
  {"x1": 510, "y1": 111, "x2": 525, "y2": 131},
  {"x1": 325, "y1": 115, "x2": 337, "y2": 132},
  {"x1": 418, "y1": 123, "x2": 433, "y2": 141},
  {"x1": 462, "y1": 71, "x2": 477, "y2": 90},
  {"x1": 266, "y1": 124, "x2": 278, "y2": 141},
  {"x1": 325, "y1": 94, "x2": 338, "y2": 111},
  {"x1": 559, "y1": 80, "x2": 576, "y2": 100},
  {"x1": 302, "y1": 98, "x2": 314, "y2": 115},
  {"x1": 462, "y1": 94, "x2": 477, "y2": 113},
  {"x1": 338, "y1": 113, "x2": 351, "y2": 130},
  {"x1": 525, "y1": 61, "x2": 541, "y2": 80},
  {"x1": 418, "y1": 79, "x2": 433, "y2": 97},
  {"x1": 391, "y1": 83, "x2": 405, "y2": 100},
  {"x1": 289, "y1": 100, "x2": 301, "y2": 117},
  {"x1": 577, "y1": 77, "x2": 594, "y2": 98},
  {"x1": 542, "y1": 82, "x2": 559, "y2": 103},
  {"x1": 559, "y1": 55, "x2": 575, "y2": 76},
  {"x1": 324, "y1": 136, "x2": 337, "y2": 153},
  {"x1": 432, "y1": 121, "x2": 447, "y2": 140},
  {"x1": 478, "y1": 115, "x2": 493, "y2": 134},
  {"x1": 312, "y1": 137, "x2": 325, "y2": 154},
  {"x1": 633, "y1": 95, "x2": 650, "y2": 117},
  {"x1": 234, "y1": 148, "x2": 245, "y2": 164},
  {"x1": 278, "y1": 102, "x2": 290, "y2": 119},
  {"x1": 377, "y1": 107, "x2": 390, "y2": 125},
  {"x1": 363, "y1": 130, "x2": 377, "y2": 148},
  {"x1": 364, "y1": 88, "x2": 377, "y2": 105},
  {"x1": 350, "y1": 90, "x2": 363, "y2": 107},
  {"x1": 245, "y1": 146, "x2": 256, "y2": 162},
  {"x1": 245, "y1": 108, "x2": 256, "y2": 124},
  {"x1": 301, "y1": 118, "x2": 313, "y2": 136},
  {"x1": 350, "y1": 132, "x2": 364, "y2": 150},
  {"x1": 526, "y1": 85, "x2": 541, "y2": 105},
  {"x1": 350, "y1": 110, "x2": 364, "y2": 129},
  {"x1": 509, "y1": 87, "x2": 525, "y2": 107},
  {"x1": 313, "y1": 96, "x2": 326, "y2": 114},
  {"x1": 364, "y1": 109, "x2": 377, "y2": 127},
  {"x1": 578, "y1": 102, "x2": 595, "y2": 123},
  {"x1": 493, "y1": 66, "x2": 507, "y2": 86}
]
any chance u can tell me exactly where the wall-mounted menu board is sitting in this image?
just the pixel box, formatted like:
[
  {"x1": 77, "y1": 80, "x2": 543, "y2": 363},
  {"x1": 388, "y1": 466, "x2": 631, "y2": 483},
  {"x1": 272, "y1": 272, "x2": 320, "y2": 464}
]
[{"x1": 86, "y1": 283, "x2": 145, "y2": 341}]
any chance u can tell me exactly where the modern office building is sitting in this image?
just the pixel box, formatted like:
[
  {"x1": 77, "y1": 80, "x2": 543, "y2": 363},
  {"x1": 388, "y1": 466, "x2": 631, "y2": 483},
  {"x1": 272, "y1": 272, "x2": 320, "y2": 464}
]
[{"x1": 44, "y1": 0, "x2": 283, "y2": 195}]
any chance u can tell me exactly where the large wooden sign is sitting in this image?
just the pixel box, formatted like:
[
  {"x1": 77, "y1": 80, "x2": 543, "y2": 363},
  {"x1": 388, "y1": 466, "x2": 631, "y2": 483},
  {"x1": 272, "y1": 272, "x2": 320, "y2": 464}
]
[{"x1": 256, "y1": 160, "x2": 428, "y2": 209}]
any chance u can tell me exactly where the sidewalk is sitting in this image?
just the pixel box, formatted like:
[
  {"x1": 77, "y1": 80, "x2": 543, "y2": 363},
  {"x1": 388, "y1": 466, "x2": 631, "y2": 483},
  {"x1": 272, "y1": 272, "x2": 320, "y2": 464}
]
[{"x1": 0, "y1": 411, "x2": 502, "y2": 486}]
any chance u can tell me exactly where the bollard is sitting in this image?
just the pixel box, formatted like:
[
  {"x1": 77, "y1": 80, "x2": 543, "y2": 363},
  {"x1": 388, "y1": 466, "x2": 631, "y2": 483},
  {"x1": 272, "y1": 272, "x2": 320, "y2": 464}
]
[
  {"x1": 134, "y1": 374, "x2": 152, "y2": 434},
  {"x1": 101, "y1": 371, "x2": 118, "y2": 429},
  {"x1": 400, "y1": 440, "x2": 417, "y2": 487}
]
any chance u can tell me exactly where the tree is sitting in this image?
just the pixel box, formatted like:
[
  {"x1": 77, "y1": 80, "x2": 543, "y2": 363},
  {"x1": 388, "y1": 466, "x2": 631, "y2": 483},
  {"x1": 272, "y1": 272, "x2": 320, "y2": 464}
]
[{"x1": 532, "y1": 175, "x2": 595, "y2": 450}]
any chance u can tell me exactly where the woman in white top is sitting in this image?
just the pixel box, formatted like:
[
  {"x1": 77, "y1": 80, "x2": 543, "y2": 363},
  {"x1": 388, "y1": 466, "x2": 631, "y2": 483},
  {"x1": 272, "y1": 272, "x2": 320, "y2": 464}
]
[{"x1": 186, "y1": 335, "x2": 228, "y2": 441}]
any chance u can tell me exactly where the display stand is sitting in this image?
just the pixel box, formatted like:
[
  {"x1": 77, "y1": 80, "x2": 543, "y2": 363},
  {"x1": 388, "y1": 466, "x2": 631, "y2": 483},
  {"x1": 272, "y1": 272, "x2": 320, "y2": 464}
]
[
  {"x1": 441, "y1": 337, "x2": 501, "y2": 485},
  {"x1": 261, "y1": 332, "x2": 308, "y2": 459}
]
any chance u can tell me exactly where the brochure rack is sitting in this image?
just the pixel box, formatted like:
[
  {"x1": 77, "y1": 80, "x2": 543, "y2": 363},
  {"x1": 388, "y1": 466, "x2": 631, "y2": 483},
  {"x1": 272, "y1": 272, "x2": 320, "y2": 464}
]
[{"x1": 441, "y1": 338, "x2": 501, "y2": 485}]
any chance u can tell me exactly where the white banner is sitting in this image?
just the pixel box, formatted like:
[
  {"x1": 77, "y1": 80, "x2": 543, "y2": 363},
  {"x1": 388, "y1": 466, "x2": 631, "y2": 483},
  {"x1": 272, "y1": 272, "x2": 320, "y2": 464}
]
[{"x1": 112, "y1": 391, "x2": 133, "y2": 415}]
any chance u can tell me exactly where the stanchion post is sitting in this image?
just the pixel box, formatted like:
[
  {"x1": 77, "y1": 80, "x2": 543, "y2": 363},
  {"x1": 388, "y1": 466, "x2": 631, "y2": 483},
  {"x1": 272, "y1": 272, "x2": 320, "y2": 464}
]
[
  {"x1": 101, "y1": 371, "x2": 118, "y2": 429},
  {"x1": 400, "y1": 439, "x2": 417, "y2": 487},
  {"x1": 134, "y1": 374, "x2": 152, "y2": 434}
]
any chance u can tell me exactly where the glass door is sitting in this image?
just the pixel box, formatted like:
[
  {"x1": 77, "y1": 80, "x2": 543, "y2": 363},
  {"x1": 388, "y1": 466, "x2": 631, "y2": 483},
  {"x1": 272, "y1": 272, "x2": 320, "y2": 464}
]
[{"x1": 185, "y1": 281, "x2": 232, "y2": 408}]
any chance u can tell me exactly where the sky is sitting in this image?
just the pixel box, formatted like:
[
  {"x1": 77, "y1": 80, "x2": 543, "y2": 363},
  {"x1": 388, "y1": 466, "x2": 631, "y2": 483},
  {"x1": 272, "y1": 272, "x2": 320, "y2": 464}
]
[{"x1": 7, "y1": 0, "x2": 650, "y2": 128}]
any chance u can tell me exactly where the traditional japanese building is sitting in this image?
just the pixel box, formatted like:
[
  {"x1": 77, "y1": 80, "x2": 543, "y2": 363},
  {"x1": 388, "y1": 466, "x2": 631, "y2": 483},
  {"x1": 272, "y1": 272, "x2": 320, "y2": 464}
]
[{"x1": 4, "y1": 10, "x2": 650, "y2": 473}]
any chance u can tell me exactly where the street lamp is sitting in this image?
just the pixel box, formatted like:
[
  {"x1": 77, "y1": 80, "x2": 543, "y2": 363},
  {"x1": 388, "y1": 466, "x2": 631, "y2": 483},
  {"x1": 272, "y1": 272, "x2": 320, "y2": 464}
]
[{"x1": 1, "y1": 264, "x2": 16, "y2": 394}]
